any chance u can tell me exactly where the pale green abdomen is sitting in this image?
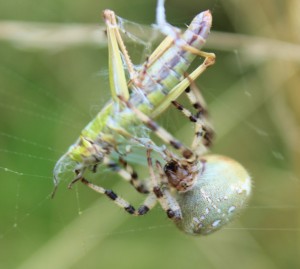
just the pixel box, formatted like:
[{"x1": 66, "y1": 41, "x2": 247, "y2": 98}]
[{"x1": 175, "y1": 155, "x2": 252, "y2": 235}]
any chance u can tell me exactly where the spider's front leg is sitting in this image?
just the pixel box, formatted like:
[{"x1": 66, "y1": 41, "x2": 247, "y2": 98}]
[
  {"x1": 183, "y1": 75, "x2": 214, "y2": 152},
  {"x1": 81, "y1": 177, "x2": 157, "y2": 216},
  {"x1": 170, "y1": 99, "x2": 213, "y2": 158}
]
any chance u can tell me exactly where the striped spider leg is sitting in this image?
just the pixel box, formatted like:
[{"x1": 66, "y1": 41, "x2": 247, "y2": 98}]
[
  {"x1": 81, "y1": 177, "x2": 157, "y2": 216},
  {"x1": 172, "y1": 74, "x2": 214, "y2": 155}
]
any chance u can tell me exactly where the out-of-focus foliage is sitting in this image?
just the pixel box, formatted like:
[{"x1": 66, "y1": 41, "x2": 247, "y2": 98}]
[{"x1": 0, "y1": 1, "x2": 299, "y2": 269}]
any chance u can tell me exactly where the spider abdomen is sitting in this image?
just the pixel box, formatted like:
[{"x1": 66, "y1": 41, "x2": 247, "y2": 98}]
[{"x1": 175, "y1": 155, "x2": 251, "y2": 235}]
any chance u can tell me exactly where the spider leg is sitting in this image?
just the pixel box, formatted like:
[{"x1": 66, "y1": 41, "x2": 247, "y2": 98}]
[
  {"x1": 147, "y1": 149, "x2": 182, "y2": 220},
  {"x1": 81, "y1": 177, "x2": 156, "y2": 216},
  {"x1": 170, "y1": 93, "x2": 214, "y2": 157},
  {"x1": 137, "y1": 192, "x2": 157, "y2": 215},
  {"x1": 184, "y1": 75, "x2": 214, "y2": 152},
  {"x1": 116, "y1": 156, "x2": 150, "y2": 194},
  {"x1": 184, "y1": 77, "x2": 208, "y2": 119},
  {"x1": 118, "y1": 95, "x2": 194, "y2": 161}
]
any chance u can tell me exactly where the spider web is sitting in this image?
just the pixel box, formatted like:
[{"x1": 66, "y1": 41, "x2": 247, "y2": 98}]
[{"x1": 0, "y1": 0, "x2": 300, "y2": 269}]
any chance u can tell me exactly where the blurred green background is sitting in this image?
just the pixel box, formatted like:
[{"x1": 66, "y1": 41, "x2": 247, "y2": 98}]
[{"x1": 1, "y1": 0, "x2": 300, "y2": 268}]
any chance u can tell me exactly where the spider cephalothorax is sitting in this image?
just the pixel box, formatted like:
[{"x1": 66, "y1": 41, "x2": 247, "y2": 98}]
[{"x1": 164, "y1": 160, "x2": 198, "y2": 192}]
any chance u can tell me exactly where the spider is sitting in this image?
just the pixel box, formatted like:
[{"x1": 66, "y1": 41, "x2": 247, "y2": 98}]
[{"x1": 81, "y1": 78, "x2": 251, "y2": 235}]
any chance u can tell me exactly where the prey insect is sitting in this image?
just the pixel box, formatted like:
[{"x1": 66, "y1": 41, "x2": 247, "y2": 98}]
[{"x1": 53, "y1": 0, "x2": 251, "y2": 235}]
